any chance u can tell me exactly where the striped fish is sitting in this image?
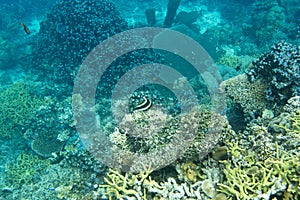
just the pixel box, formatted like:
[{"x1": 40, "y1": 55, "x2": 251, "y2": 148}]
[{"x1": 134, "y1": 97, "x2": 152, "y2": 111}]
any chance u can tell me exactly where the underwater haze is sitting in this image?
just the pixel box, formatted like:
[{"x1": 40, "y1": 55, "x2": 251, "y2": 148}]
[{"x1": 0, "y1": 0, "x2": 299, "y2": 199}]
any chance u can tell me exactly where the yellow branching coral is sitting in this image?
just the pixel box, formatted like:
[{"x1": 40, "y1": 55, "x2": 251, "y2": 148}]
[
  {"x1": 101, "y1": 167, "x2": 153, "y2": 200},
  {"x1": 218, "y1": 144, "x2": 300, "y2": 200}
]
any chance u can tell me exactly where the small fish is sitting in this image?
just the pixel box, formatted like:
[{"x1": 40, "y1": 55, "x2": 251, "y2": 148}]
[
  {"x1": 20, "y1": 21, "x2": 30, "y2": 34},
  {"x1": 134, "y1": 97, "x2": 152, "y2": 111}
]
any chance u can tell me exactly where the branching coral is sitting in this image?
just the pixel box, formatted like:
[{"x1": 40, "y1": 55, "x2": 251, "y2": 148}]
[
  {"x1": 5, "y1": 153, "x2": 50, "y2": 188},
  {"x1": 0, "y1": 82, "x2": 43, "y2": 139},
  {"x1": 101, "y1": 167, "x2": 153, "y2": 200},
  {"x1": 218, "y1": 143, "x2": 300, "y2": 200}
]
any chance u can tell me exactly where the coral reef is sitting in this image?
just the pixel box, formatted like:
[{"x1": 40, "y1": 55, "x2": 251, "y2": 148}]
[
  {"x1": 101, "y1": 167, "x2": 152, "y2": 199},
  {"x1": 31, "y1": 131, "x2": 65, "y2": 157},
  {"x1": 254, "y1": 5, "x2": 286, "y2": 44},
  {"x1": 8, "y1": 162, "x2": 103, "y2": 199},
  {"x1": 283, "y1": 96, "x2": 300, "y2": 113},
  {"x1": 1, "y1": 1, "x2": 300, "y2": 200},
  {"x1": 217, "y1": 50, "x2": 254, "y2": 72},
  {"x1": 2, "y1": 138, "x2": 106, "y2": 199},
  {"x1": 216, "y1": 104, "x2": 300, "y2": 199},
  {"x1": 108, "y1": 106, "x2": 233, "y2": 172},
  {"x1": 101, "y1": 166, "x2": 220, "y2": 200},
  {"x1": 269, "y1": 109, "x2": 300, "y2": 150}
]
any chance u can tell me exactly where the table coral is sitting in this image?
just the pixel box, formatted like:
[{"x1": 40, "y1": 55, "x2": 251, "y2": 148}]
[
  {"x1": 25, "y1": 97, "x2": 75, "y2": 157},
  {"x1": 220, "y1": 73, "x2": 268, "y2": 117}
]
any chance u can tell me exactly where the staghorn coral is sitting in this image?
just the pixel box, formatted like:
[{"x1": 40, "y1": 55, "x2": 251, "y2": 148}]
[
  {"x1": 146, "y1": 177, "x2": 202, "y2": 199},
  {"x1": 101, "y1": 166, "x2": 222, "y2": 200},
  {"x1": 218, "y1": 143, "x2": 300, "y2": 200},
  {"x1": 101, "y1": 167, "x2": 152, "y2": 200}
]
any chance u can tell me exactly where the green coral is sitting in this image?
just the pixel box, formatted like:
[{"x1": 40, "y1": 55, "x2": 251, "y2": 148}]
[
  {"x1": 0, "y1": 82, "x2": 43, "y2": 139},
  {"x1": 5, "y1": 153, "x2": 50, "y2": 188}
]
